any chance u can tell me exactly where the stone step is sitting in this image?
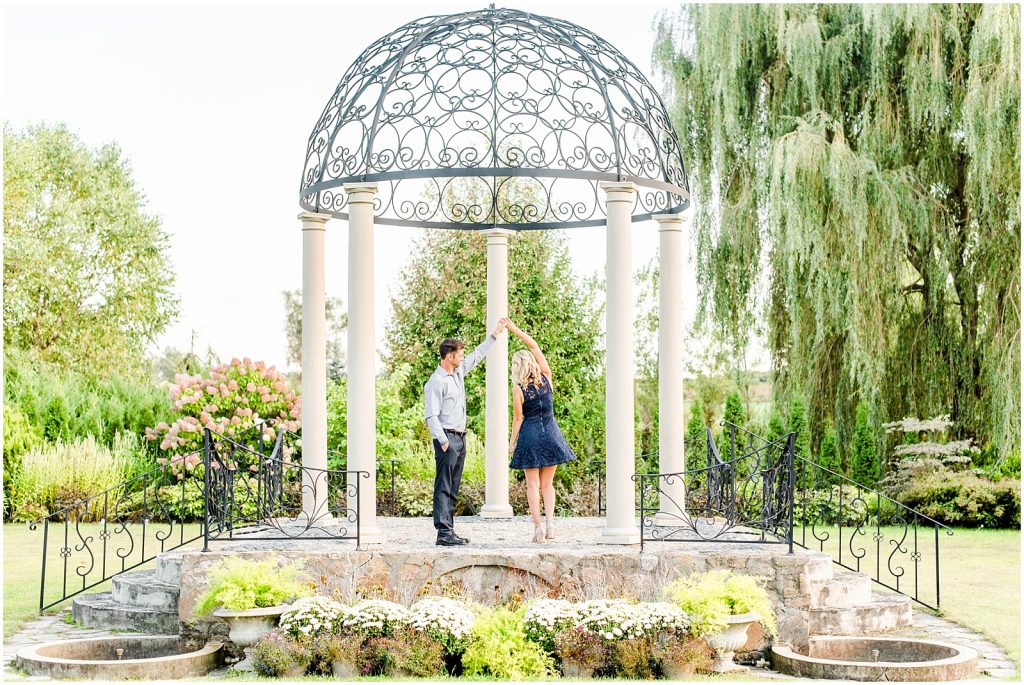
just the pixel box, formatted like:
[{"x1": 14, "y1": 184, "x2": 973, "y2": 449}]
[
  {"x1": 156, "y1": 552, "x2": 184, "y2": 586},
  {"x1": 808, "y1": 591, "x2": 913, "y2": 636},
  {"x1": 112, "y1": 571, "x2": 180, "y2": 612},
  {"x1": 72, "y1": 592, "x2": 180, "y2": 635},
  {"x1": 809, "y1": 571, "x2": 873, "y2": 609}
]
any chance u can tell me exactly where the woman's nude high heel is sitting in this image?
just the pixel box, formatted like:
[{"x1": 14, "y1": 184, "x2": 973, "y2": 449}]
[
  {"x1": 532, "y1": 525, "x2": 545, "y2": 543},
  {"x1": 545, "y1": 520, "x2": 555, "y2": 540}
]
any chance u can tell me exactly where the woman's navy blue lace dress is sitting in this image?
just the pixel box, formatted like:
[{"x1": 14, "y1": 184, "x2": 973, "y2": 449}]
[{"x1": 509, "y1": 376, "x2": 577, "y2": 470}]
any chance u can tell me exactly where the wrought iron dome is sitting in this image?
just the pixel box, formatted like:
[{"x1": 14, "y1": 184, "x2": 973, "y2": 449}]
[{"x1": 299, "y1": 6, "x2": 690, "y2": 230}]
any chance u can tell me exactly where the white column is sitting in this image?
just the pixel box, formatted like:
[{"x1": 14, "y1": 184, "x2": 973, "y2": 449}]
[
  {"x1": 299, "y1": 211, "x2": 331, "y2": 520},
  {"x1": 597, "y1": 182, "x2": 641, "y2": 544},
  {"x1": 481, "y1": 228, "x2": 515, "y2": 518},
  {"x1": 344, "y1": 183, "x2": 384, "y2": 544},
  {"x1": 654, "y1": 213, "x2": 687, "y2": 525}
]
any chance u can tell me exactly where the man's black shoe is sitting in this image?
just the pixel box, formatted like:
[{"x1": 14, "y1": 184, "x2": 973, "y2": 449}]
[
  {"x1": 454, "y1": 534, "x2": 470, "y2": 544},
  {"x1": 436, "y1": 535, "x2": 467, "y2": 546}
]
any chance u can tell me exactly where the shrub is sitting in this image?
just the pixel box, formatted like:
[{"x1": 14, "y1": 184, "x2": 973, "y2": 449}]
[
  {"x1": 146, "y1": 357, "x2": 300, "y2": 469},
  {"x1": 396, "y1": 478, "x2": 435, "y2": 517},
  {"x1": 193, "y1": 557, "x2": 310, "y2": 616},
  {"x1": 894, "y1": 470, "x2": 1020, "y2": 528},
  {"x1": 387, "y1": 626, "x2": 447, "y2": 677},
  {"x1": 607, "y1": 635, "x2": 655, "y2": 679},
  {"x1": 152, "y1": 478, "x2": 258, "y2": 522},
  {"x1": 11, "y1": 436, "x2": 128, "y2": 520},
  {"x1": 340, "y1": 599, "x2": 409, "y2": 637},
  {"x1": 356, "y1": 636, "x2": 395, "y2": 676},
  {"x1": 665, "y1": 570, "x2": 777, "y2": 637},
  {"x1": 573, "y1": 599, "x2": 687, "y2": 641},
  {"x1": 553, "y1": 626, "x2": 607, "y2": 671},
  {"x1": 407, "y1": 596, "x2": 475, "y2": 655},
  {"x1": 794, "y1": 485, "x2": 870, "y2": 526},
  {"x1": 3, "y1": 349, "x2": 172, "y2": 448},
  {"x1": 651, "y1": 629, "x2": 715, "y2": 674},
  {"x1": 3, "y1": 405, "x2": 43, "y2": 518},
  {"x1": 279, "y1": 596, "x2": 347, "y2": 641},
  {"x1": 461, "y1": 607, "x2": 555, "y2": 679},
  {"x1": 315, "y1": 632, "x2": 364, "y2": 673},
  {"x1": 819, "y1": 425, "x2": 841, "y2": 480},
  {"x1": 851, "y1": 402, "x2": 880, "y2": 486},
  {"x1": 523, "y1": 598, "x2": 578, "y2": 652},
  {"x1": 252, "y1": 631, "x2": 310, "y2": 678}
]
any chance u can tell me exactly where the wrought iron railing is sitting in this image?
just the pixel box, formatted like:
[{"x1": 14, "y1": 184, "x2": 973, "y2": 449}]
[
  {"x1": 793, "y1": 456, "x2": 953, "y2": 610},
  {"x1": 31, "y1": 422, "x2": 365, "y2": 612},
  {"x1": 29, "y1": 421, "x2": 271, "y2": 612},
  {"x1": 203, "y1": 428, "x2": 365, "y2": 548},
  {"x1": 329, "y1": 450, "x2": 398, "y2": 517},
  {"x1": 634, "y1": 424, "x2": 796, "y2": 552}
]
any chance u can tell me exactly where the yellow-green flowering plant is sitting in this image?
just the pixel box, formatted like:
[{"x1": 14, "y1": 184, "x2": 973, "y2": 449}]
[
  {"x1": 193, "y1": 557, "x2": 310, "y2": 617},
  {"x1": 664, "y1": 570, "x2": 777, "y2": 637}
]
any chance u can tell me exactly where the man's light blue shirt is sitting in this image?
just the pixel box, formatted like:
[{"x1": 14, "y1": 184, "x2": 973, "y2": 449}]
[{"x1": 424, "y1": 335, "x2": 496, "y2": 445}]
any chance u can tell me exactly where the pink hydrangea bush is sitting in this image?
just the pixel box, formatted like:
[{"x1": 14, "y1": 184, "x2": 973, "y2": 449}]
[{"x1": 146, "y1": 357, "x2": 301, "y2": 477}]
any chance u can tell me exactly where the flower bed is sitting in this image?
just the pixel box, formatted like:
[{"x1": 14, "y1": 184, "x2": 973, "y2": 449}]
[{"x1": 248, "y1": 591, "x2": 739, "y2": 680}]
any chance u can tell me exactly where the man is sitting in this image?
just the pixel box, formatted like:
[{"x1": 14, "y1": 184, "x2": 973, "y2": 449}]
[{"x1": 424, "y1": 321, "x2": 506, "y2": 546}]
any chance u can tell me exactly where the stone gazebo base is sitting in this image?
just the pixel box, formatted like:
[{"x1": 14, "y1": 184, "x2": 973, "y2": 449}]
[{"x1": 175, "y1": 516, "x2": 911, "y2": 650}]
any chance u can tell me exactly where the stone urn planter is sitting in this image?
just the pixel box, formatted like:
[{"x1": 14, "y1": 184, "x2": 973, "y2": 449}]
[
  {"x1": 707, "y1": 611, "x2": 758, "y2": 673},
  {"x1": 213, "y1": 605, "x2": 288, "y2": 670}
]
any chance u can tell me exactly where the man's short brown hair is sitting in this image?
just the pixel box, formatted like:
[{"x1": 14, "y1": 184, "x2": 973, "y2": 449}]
[{"x1": 439, "y1": 338, "x2": 464, "y2": 360}]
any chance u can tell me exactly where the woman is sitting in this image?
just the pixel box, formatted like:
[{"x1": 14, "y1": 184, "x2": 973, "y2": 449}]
[{"x1": 501, "y1": 317, "x2": 576, "y2": 543}]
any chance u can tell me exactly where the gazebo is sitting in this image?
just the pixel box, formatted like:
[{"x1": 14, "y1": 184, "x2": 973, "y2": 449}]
[{"x1": 295, "y1": 6, "x2": 690, "y2": 544}]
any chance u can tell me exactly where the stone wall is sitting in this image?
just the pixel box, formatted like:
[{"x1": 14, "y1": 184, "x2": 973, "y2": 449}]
[{"x1": 177, "y1": 546, "x2": 831, "y2": 648}]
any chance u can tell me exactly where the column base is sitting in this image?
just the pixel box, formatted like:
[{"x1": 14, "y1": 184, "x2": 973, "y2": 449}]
[
  {"x1": 479, "y1": 504, "x2": 514, "y2": 519},
  {"x1": 356, "y1": 523, "x2": 387, "y2": 547},
  {"x1": 596, "y1": 525, "x2": 642, "y2": 545}
]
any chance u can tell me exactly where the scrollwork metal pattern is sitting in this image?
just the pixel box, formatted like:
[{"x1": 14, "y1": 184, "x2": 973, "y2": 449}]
[
  {"x1": 634, "y1": 427, "x2": 796, "y2": 550},
  {"x1": 203, "y1": 429, "x2": 363, "y2": 545},
  {"x1": 792, "y1": 451, "x2": 953, "y2": 610},
  {"x1": 299, "y1": 6, "x2": 689, "y2": 229}
]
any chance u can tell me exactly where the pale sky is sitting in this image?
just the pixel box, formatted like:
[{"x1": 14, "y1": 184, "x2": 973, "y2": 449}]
[{"x1": 3, "y1": 0, "x2": 714, "y2": 372}]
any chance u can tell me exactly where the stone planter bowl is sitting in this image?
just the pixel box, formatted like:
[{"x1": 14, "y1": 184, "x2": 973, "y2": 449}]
[{"x1": 707, "y1": 611, "x2": 758, "y2": 673}]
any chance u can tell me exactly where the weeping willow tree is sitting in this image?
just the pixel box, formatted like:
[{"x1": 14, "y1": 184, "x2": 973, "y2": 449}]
[{"x1": 654, "y1": 5, "x2": 1020, "y2": 461}]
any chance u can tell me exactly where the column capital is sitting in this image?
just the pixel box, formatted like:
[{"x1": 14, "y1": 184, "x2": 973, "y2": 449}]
[
  {"x1": 653, "y1": 213, "x2": 687, "y2": 232},
  {"x1": 343, "y1": 182, "x2": 379, "y2": 204},
  {"x1": 298, "y1": 211, "x2": 331, "y2": 230},
  {"x1": 599, "y1": 181, "x2": 637, "y2": 203},
  {"x1": 483, "y1": 227, "x2": 515, "y2": 242}
]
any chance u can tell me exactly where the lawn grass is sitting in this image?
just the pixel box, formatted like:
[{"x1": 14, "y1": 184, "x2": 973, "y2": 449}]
[
  {"x1": 4, "y1": 523, "x2": 1019, "y2": 665},
  {"x1": 3, "y1": 521, "x2": 203, "y2": 637}
]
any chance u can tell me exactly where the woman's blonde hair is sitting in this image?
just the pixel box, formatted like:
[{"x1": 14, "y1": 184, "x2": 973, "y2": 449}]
[{"x1": 511, "y1": 350, "x2": 544, "y2": 388}]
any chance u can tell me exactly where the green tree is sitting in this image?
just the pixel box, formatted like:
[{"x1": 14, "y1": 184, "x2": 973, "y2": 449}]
[
  {"x1": 654, "y1": 5, "x2": 1020, "y2": 459},
  {"x1": 851, "y1": 402, "x2": 880, "y2": 486},
  {"x1": 685, "y1": 400, "x2": 707, "y2": 471},
  {"x1": 766, "y1": 412, "x2": 787, "y2": 445},
  {"x1": 819, "y1": 423, "x2": 841, "y2": 484},
  {"x1": 789, "y1": 395, "x2": 811, "y2": 463},
  {"x1": 721, "y1": 390, "x2": 747, "y2": 461},
  {"x1": 384, "y1": 229, "x2": 603, "y2": 453},
  {"x1": 4, "y1": 124, "x2": 179, "y2": 375}
]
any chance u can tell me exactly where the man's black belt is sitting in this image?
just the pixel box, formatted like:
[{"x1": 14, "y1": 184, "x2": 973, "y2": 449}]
[{"x1": 444, "y1": 428, "x2": 466, "y2": 437}]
